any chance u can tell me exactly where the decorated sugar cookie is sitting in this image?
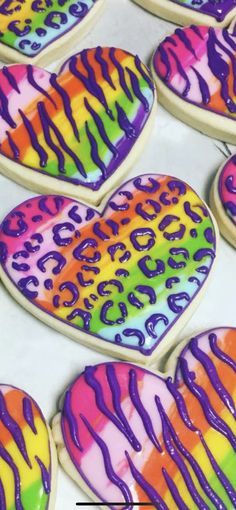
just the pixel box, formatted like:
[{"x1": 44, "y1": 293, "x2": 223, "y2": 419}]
[
  {"x1": 132, "y1": 0, "x2": 236, "y2": 27},
  {"x1": 0, "y1": 0, "x2": 106, "y2": 65},
  {"x1": 0, "y1": 384, "x2": 57, "y2": 509},
  {"x1": 0, "y1": 174, "x2": 218, "y2": 364},
  {"x1": 210, "y1": 155, "x2": 236, "y2": 248},
  {"x1": 0, "y1": 49, "x2": 156, "y2": 205},
  {"x1": 152, "y1": 25, "x2": 236, "y2": 143},
  {"x1": 52, "y1": 327, "x2": 236, "y2": 509}
]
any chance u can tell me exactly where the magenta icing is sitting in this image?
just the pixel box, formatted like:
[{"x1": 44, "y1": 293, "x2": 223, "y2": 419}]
[
  {"x1": 218, "y1": 155, "x2": 236, "y2": 226},
  {"x1": 153, "y1": 25, "x2": 236, "y2": 120},
  {"x1": 60, "y1": 327, "x2": 236, "y2": 509}
]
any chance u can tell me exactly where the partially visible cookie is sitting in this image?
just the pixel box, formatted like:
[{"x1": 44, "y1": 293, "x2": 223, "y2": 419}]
[
  {"x1": 0, "y1": 384, "x2": 57, "y2": 509},
  {"x1": 132, "y1": 0, "x2": 236, "y2": 27},
  {"x1": 0, "y1": 0, "x2": 106, "y2": 66},
  {"x1": 52, "y1": 326, "x2": 236, "y2": 509},
  {"x1": 210, "y1": 155, "x2": 236, "y2": 248},
  {"x1": 152, "y1": 25, "x2": 236, "y2": 143}
]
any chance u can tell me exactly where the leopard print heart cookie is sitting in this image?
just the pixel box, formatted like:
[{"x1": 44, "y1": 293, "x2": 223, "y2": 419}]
[
  {"x1": 0, "y1": 0, "x2": 106, "y2": 65},
  {"x1": 0, "y1": 174, "x2": 218, "y2": 364},
  {"x1": 0, "y1": 49, "x2": 156, "y2": 205},
  {"x1": 52, "y1": 327, "x2": 236, "y2": 509}
]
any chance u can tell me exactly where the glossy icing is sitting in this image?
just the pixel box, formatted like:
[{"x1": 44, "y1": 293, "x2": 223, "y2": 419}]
[
  {"x1": 218, "y1": 155, "x2": 236, "y2": 226},
  {"x1": 0, "y1": 384, "x2": 52, "y2": 509},
  {"x1": 0, "y1": 0, "x2": 100, "y2": 57},
  {"x1": 0, "y1": 49, "x2": 154, "y2": 191},
  {"x1": 60, "y1": 327, "x2": 236, "y2": 509},
  {"x1": 153, "y1": 25, "x2": 236, "y2": 119},
  {"x1": 0, "y1": 174, "x2": 217, "y2": 358}
]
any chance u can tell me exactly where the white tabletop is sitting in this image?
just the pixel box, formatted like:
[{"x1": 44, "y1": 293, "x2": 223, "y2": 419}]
[{"x1": 0, "y1": 0, "x2": 235, "y2": 508}]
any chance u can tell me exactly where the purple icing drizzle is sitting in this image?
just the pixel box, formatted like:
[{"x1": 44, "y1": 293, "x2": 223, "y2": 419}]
[
  {"x1": 23, "y1": 397, "x2": 37, "y2": 434},
  {"x1": 35, "y1": 456, "x2": 51, "y2": 494}
]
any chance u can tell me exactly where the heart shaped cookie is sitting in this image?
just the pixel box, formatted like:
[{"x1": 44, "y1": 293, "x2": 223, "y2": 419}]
[
  {"x1": 0, "y1": 0, "x2": 105, "y2": 65},
  {"x1": 0, "y1": 384, "x2": 57, "y2": 509},
  {"x1": 152, "y1": 25, "x2": 236, "y2": 143},
  {"x1": 210, "y1": 154, "x2": 236, "y2": 248},
  {"x1": 0, "y1": 174, "x2": 218, "y2": 364},
  {"x1": 133, "y1": 0, "x2": 236, "y2": 27},
  {"x1": 0, "y1": 49, "x2": 156, "y2": 205},
  {"x1": 52, "y1": 327, "x2": 236, "y2": 509}
]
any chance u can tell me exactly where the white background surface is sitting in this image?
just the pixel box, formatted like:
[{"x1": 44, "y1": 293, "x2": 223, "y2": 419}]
[{"x1": 0, "y1": 0, "x2": 235, "y2": 508}]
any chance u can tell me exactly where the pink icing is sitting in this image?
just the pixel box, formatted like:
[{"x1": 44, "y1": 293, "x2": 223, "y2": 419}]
[
  {"x1": 218, "y1": 155, "x2": 236, "y2": 226},
  {"x1": 60, "y1": 328, "x2": 236, "y2": 508}
]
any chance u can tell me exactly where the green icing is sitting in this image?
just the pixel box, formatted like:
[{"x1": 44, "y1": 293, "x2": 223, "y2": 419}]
[
  {"x1": 69, "y1": 214, "x2": 214, "y2": 340},
  {"x1": 207, "y1": 450, "x2": 236, "y2": 509},
  {"x1": 8, "y1": 479, "x2": 49, "y2": 510},
  {"x1": 32, "y1": 74, "x2": 152, "y2": 182},
  {"x1": 182, "y1": 449, "x2": 236, "y2": 510},
  {"x1": 0, "y1": 0, "x2": 96, "y2": 56}
]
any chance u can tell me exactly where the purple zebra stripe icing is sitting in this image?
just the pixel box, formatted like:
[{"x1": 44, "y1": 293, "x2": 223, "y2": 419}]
[
  {"x1": 0, "y1": 48, "x2": 155, "y2": 199},
  {"x1": 153, "y1": 25, "x2": 236, "y2": 120},
  {"x1": 56, "y1": 327, "x2": 236, "y2": 509},
  {"x1": 0, "y1": 384, "x2": 54, "y2": 510}
]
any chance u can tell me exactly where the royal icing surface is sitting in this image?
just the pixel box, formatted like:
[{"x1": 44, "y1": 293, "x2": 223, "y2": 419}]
[
  {"x1": 0, "y1": 49, "x2": 154, "y2": 192},
  {"x1": 163, "y1": 0, "x2": 236, "y2": 22},
  {"x1": 0, "y1": 175, "x2": 217, "y2": 358},
  {"x1": 0, "y1": 0, "x2": 100, "y2": 57},
  {"x1": 60, "y1": 327, "x2": 236, "y2": 509},
  {"x1": 153, "y1": 25, "x2": 236, "y2": 119},
  {"x1": 0, "y1": 384, "x2": 52, "y2": 509},
  {"x1": 218, "y1": 155, "x2": 236, "y2": 226}
]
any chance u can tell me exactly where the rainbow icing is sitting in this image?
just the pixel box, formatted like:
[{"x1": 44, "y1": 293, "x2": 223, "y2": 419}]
[
  {"x1": 0, "y1": 384, "x2": 52, "y2": 509},
  {"x1": 153, "y1": 25, "x2": 236, "y2": 119},
  {"x1": 0, "y1": 49, "x2": 154, "y2": 192},
  {"x1": 0, "y1": 0, "x2": 101, "y2": 57},
  {"x1": 218, "y1": 155, "x2": 236, "y2": 227},
  {"x1": 0, "y1": 174, "x2": 217, "y2": 359},
  {"x1": 60, "y1": 327, "x2": 236, "y2": 509}
]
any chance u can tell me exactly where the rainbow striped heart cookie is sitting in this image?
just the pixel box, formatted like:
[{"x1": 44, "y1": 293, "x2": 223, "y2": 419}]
[
  {"x1": 0, "y1": 0, "x2": 105, "y2": 65},
  {"x1": 0, "y1": 384, "x2": 57, "y2": 510},
  {"x1": 152, "y1": 25, "x2": 236, "y2": 143},
  {"x1": 0, "y1": 174, "x2": 218, "y2": 364},
  {"x1": 53, "y1": 327, "x2": 236, "y2": 509},
  {"x1": 0, "y1": 48, "x2": 156, "y2": 204}
]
